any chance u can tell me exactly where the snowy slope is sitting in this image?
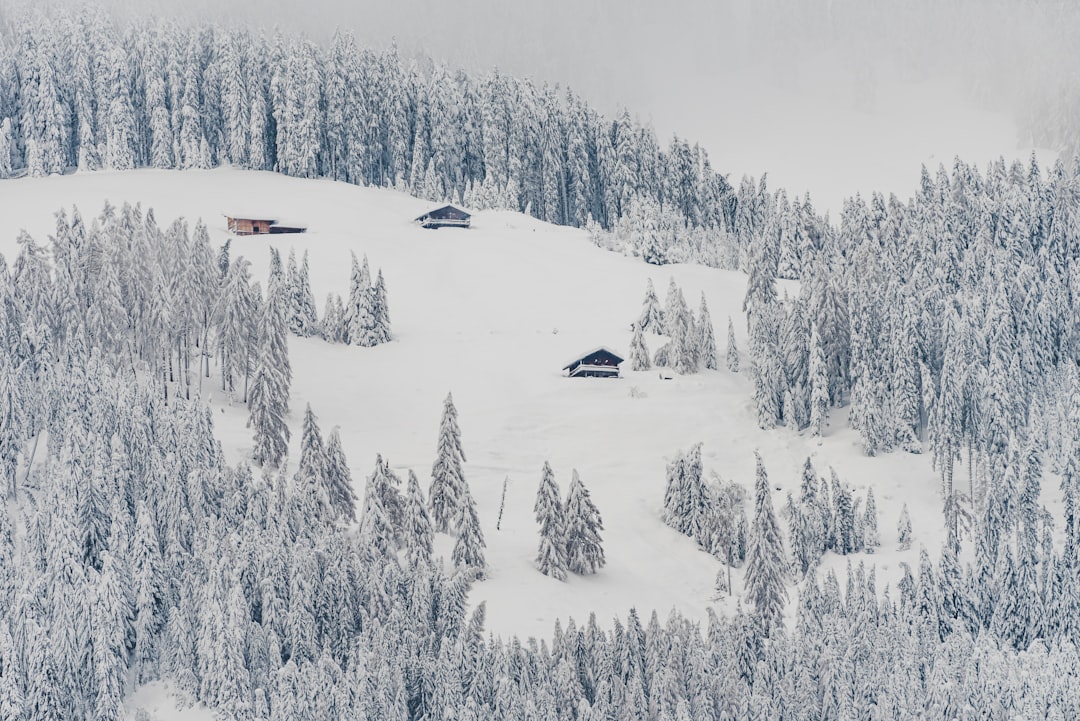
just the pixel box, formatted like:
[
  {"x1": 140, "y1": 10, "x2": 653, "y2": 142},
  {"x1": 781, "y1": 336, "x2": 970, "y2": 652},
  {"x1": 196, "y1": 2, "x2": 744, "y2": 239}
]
[{"x1": 0, "y1": 168, "x2": 948, "y2": 641}]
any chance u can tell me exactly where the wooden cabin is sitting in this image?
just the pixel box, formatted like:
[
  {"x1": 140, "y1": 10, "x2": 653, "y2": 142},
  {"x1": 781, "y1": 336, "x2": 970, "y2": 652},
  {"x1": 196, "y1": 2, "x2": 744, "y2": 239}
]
[
  {"x1": 563, "y1": 347, "x2": 625, "y2": 378},
  {"x1": 226, "y1": 215, "x2": 307, "y2": 236},
  {"x1": 415, "y1": 205, "x2": 471, "y2": 229}
]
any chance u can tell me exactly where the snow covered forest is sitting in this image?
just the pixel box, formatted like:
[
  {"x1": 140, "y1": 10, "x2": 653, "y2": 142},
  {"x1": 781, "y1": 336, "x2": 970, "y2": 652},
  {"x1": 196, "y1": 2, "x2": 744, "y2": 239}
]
[
  {"x1": 0, "y1": 5, "x2": 733, "y2": 250},
  {"x1": 4, "y1": 3, "x2": 1080, "y2": 720}
]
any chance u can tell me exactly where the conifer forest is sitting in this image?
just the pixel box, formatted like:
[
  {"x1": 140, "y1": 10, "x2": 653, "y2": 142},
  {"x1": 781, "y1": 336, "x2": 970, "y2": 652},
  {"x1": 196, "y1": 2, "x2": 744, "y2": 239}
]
[{"x1": 2, "y1": 3, "x2": 1080, "y2": 720}]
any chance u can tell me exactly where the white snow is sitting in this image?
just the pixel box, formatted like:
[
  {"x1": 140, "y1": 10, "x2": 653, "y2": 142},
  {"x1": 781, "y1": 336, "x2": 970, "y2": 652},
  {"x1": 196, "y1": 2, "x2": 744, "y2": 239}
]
[{"x1": 0, "y1": 168, "x2": 949, "y2": 644}]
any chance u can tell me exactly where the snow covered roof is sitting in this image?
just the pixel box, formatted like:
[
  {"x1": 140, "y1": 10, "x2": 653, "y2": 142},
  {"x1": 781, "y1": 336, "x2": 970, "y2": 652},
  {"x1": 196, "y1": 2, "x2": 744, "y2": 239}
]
[
  {"x1": 562, "y1": 346, "x2": 625, "y2": 370},
  {"x1": 223, "y1": 212, "x2": 277, "y2": 222},
  {"x1": 415, "y1": 204, "x2": 471, "y2": 221}
]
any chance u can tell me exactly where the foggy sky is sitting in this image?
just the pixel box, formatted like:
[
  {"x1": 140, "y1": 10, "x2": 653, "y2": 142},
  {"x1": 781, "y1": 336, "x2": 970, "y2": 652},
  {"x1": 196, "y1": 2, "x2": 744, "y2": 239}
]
[{"x1": 19, "y1": 0, "x2": 1080, "y2": 209}]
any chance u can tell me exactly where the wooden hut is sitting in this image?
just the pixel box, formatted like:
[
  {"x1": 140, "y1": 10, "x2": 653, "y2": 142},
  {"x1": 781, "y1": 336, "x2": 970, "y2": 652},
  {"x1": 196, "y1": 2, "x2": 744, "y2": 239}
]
[
  {"x1": 226, "y1": 215, "x2": 307, "y2": 235},
  {"x1": 415, "y1": 205, "x2": 471, "y2": 229},
  {"x1": 563, "y1": 347, "x2": 624, "y2": 378}
]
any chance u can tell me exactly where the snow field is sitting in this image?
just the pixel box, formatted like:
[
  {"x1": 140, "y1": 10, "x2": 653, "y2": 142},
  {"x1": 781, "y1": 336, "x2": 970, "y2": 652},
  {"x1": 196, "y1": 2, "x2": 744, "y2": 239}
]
[{"x1": 0, "y1": 168, "x2": 947, "y2": 641}]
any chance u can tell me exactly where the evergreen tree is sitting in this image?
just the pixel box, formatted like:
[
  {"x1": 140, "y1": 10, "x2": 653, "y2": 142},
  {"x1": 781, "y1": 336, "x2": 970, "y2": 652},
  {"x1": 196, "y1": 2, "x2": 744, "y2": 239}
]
[
  {"x1": 898, "y1": 504, "x2": 913, "y2": 551},
  {"x1": 698, "y1": 293, "x2": 718, "y2": 371},
  {"x1": 321, "y1": 293, "x2": 346, "y2": 343},
  {"x1": 404, "y1": 469, "x2": 434, "y2": 568},
  {"x1": 429, "y1": 392, "x2": 467, "y2": 534},
  {"x1": 662, "y1": 444, "x2": 707, "y2": 541},
  {"x1": 373, "y1": 268, "x2": 392, "y2": 344},
  {"x1": 743, "y1": 452, "x2": 787, "y2": 634},
  {"x1": 638, "y1": 278, "x2": 664, "y2": 333},
  {"x1": 726, "y1": 316, "x2": 740, "y2": 373},
  {"x1": 564, "y1": 469, "x2": 605, "y2": 575},
  {"x1": 452, "y1": 485, "x2": 486, "y2": 578},
  {"x1": 535, "y1": 461, "x2": 568, "y2": 580},
  {"x1": 248, "y1": 273, "x2": 291, "y2": 469},
  {"x1": 629, "y1": 322, "x2": 651, "y2": 371},
  {"x1": 131, "y1": 502, "x2": 163, "y2": 683},
  {"x1": 358, "y1": 459, "x2": 395, "y2": 563},
  {"x1": 341, "y1": 252, "x2": 370, "y2": 345},
  {"x1": 862, "y1": 487, "x2": 879, "y2": 552},
  {"x1": 323, "y1": 427, "x2": 356, "y2": 522},
  {"x1": 809, "y1": 321, "x2": 829, "y2": 436},
  {"x1": 294, "y1": 404, "x2": 332, "y2": 519}
]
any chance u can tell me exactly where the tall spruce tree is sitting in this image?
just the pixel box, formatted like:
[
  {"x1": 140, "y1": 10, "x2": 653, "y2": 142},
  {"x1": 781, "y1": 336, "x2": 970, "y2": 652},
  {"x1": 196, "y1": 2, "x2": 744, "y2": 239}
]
[
  {"x1": 535, "y1": 461, "x2": 568, "y2": 580},
  {"x1": 809, "y1": 322, "x2": 829, "y2": 436},
  {"x1": 373, "y1": 268, "x2": 392, "y2": 344},
  {"x1": 726, "y1": 316, "x2": 740, "y2": 373},
  {"x1": 429, "y1": 392, "x2": 467, "y2": 533},
  {"x1": 342, "y1": 252, "x2": 369, "y2": 345},
  {"x1": 324, "y1": 428, "x2": 357, "y2": 522},
  {"x1": 248, "y1": 271, "x2": 291, "y2": 468},
  {"x1": 452, "y1": 485, "x2": 486, "y2": 577},
  {"x1": 629, "y1": 322, "x2": 651, "y2": 371},
  {"x1": 698, "y1": 293, "x2": 718, "y2": 371},
  {"x1": 743, "y1": 452, "x2": 787, "y2": 634},
  {"x1": 638, "y1": 278, "x2": 664, "y2": 333},
  {"x1": 564, "y1": 469, "x2": 605, "y2": 575},
  {"x1": 295, "y1": 403, "x2": 327, "y2": 487},
  {"x1": 404, "y1": 469, "x2": 434, "y2": 568}
]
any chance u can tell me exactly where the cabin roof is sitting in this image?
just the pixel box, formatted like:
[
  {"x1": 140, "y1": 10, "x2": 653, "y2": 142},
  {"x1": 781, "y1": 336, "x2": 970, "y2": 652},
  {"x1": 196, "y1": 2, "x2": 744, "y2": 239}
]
[
  {"x1": 562, "y1": 346, "x2": 625, "y2": 370},
  {"x1": 224, "y1": 213, "x2": 307, "y2": 229},
  {"x1": 224, "y1": 213, "x2": 277, "y2": 222},
  {"x1": 415, "y1": 204, "x2": 472, "y2": 221}
]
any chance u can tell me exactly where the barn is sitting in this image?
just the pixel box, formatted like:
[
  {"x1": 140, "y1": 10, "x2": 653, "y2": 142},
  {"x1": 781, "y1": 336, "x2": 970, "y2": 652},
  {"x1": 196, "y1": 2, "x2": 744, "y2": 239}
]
[
  {"x1": 226, "y1": 215, "x2": 307, "y2": 235},
  {"x1": 563, "y1": 347, "x2": 625, "y2": 378},
  {"x1": 415, "y1": 205, "x2": 471, "y2": 229}
]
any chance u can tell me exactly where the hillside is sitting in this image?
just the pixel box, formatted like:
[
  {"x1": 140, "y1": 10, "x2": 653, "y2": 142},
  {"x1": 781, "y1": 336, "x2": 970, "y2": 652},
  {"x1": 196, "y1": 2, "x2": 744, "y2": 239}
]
[{"x1": 0, "y1": 168, "x2": 947, "y2": 641}]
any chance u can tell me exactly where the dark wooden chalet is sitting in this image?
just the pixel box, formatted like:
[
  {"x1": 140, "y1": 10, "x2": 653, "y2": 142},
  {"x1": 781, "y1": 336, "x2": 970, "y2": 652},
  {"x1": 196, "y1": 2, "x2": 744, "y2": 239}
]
[
  {"x1": 563, "y1": 347, "x2": 624, "y2": 378},
  {"x1": 226, "y1": 215, "x2": 307, "y2": 236},
  {"x1": 415, "y1": 205, "x2": 471, "y2": 229}
]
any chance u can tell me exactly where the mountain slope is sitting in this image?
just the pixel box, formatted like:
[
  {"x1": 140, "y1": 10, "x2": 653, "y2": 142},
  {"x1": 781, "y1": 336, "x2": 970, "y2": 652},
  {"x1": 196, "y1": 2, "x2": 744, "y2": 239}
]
[{"x1": 0, "y1": 168, "x2": 948, "y2": 640}]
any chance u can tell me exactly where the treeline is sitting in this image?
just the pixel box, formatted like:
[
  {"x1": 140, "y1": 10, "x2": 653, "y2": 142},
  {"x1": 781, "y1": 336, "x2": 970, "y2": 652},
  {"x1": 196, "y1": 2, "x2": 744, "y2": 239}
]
[
  {"x1": 742, "y1": 157, "x2": 1080, "y2": 485},
  {"x1": 0, "y1": 6, "x2": 735, "y2": 242}
]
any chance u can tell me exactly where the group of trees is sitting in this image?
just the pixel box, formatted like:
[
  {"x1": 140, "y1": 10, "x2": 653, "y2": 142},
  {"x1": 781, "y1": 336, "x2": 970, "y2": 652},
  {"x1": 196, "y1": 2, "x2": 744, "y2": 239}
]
[
  {"x1": 630, "y1": 278, "x2": 720, "y2": 375},
  {"x1": 0, "y1": 200, "x2": 392, "y2": 473},
  {"x1": 0, "y1": 6, "x2": 737, "y2": 245},
  {"x1": 739, "y1": 156, "x2": 1080, "y2": 556},
  {"x1": 785, "y1": 458, "x2": 880, "y2": 580},
  {"x1": 662, "y1": 447, "x2": 883, "y2": 629},
  {"x1": 427, "y1": 393, "x2": 486, "y2": 577},
  {"x1": 319, "y1": 252, "x2": 392, "y2": 348},
  {"x1": 662, "y1": 444, "x2": 748, "y2": 581},
  {"x1": 534, "y1": 463, "x2": 605, "y2": 580}
]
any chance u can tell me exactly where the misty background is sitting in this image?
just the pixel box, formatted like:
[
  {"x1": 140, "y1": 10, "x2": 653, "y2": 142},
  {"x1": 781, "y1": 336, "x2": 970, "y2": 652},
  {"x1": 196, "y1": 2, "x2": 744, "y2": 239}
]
[{"x1": 17, "y1": 0, "x2": 1080, "y2": 210}]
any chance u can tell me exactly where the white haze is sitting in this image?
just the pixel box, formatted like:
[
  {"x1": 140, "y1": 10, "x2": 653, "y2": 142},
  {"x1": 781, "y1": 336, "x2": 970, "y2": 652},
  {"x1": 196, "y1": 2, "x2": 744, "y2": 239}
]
[{"x1": 24, "y1": 0, "x2": 1080, "y2": 210}]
